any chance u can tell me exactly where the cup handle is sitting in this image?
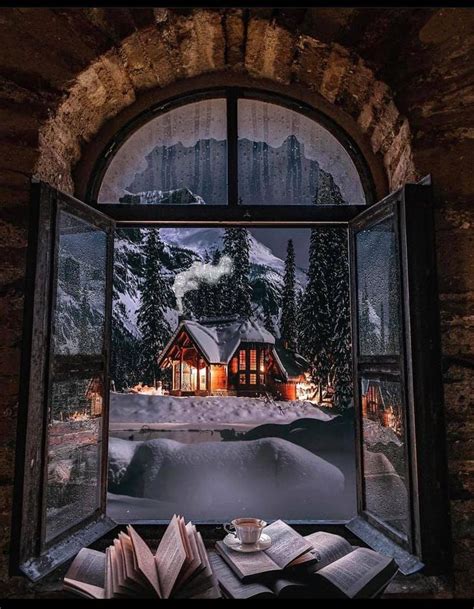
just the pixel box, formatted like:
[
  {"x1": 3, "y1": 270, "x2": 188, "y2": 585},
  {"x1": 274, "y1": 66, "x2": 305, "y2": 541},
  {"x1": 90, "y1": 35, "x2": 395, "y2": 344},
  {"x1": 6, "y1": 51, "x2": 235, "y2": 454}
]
[{"x1": 224, "y1": 522, "x2": 236, "y2": 537}]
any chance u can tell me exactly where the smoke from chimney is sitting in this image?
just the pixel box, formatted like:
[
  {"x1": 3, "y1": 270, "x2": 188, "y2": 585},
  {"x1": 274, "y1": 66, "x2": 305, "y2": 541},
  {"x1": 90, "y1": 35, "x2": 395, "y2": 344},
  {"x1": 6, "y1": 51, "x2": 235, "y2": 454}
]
[{"x1": 173, "y1": 254, "x2": 233, "y2": 314}]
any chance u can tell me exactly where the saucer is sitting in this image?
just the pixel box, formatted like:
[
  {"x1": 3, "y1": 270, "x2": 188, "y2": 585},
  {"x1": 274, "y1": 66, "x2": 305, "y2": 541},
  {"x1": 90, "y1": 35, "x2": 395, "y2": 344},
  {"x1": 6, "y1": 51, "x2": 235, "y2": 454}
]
[{"x1": 223, "y1": 533, "x2": 272, "y2": 553}]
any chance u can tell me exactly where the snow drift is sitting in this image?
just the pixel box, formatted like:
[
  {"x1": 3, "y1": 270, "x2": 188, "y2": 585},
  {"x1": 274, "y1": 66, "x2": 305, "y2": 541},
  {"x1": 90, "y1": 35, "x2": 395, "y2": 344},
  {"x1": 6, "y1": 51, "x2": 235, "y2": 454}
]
[
  {"x1": 108, "y1": 436, "x2": 346, "y2": 521},
  {"x1": 109, "y1": 392, "x2": 334, "y2": 427}
]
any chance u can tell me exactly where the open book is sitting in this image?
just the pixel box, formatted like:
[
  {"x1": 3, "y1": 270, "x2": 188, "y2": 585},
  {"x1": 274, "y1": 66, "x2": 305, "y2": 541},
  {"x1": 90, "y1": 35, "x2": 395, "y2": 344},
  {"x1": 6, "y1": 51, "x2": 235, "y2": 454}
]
[
  {"x1": 215, "y1": 519, "x2": 316, "y2": 582},
  {"x1": 213, "y1": 528, "x2": 398, "y2": 599},
  {"x1": 63, "y1": 515, "x2": 221, "y2": 599}
]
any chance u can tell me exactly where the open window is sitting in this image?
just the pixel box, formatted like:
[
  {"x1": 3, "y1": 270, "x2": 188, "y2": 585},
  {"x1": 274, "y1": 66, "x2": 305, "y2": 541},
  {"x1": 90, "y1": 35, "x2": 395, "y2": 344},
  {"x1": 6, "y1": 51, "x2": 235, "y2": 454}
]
[
  {"x1": 14, "y1": 183, "x2": 116, "y2": 580},
  {"x1": 14, "y1": 89, "x2": 449, "y2": 581},
  {"x1": 346, "y1": 181, "x2": 450, "y2": 574}
]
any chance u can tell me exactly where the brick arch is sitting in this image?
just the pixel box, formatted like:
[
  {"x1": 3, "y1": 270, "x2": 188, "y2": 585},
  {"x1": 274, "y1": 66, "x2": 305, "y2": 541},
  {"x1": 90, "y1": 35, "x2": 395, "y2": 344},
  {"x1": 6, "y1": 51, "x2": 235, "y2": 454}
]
[{"x1": 34, "y1": 9, "x2": 417, "y2": 197}]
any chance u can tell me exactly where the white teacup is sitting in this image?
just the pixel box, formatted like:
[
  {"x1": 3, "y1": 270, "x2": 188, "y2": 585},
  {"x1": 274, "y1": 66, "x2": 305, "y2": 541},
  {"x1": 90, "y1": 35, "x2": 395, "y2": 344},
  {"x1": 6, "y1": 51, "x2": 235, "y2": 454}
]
[{"x1": 224, "y1": 517, "x2": 267, "y2": 544}]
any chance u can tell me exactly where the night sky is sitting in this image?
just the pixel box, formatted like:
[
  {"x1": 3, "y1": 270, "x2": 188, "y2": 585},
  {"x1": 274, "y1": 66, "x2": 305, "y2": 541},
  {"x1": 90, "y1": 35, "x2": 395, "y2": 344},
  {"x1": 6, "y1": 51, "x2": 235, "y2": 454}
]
[{"x1": 250, "y1": 228, "x2": 311, "y2": 270}]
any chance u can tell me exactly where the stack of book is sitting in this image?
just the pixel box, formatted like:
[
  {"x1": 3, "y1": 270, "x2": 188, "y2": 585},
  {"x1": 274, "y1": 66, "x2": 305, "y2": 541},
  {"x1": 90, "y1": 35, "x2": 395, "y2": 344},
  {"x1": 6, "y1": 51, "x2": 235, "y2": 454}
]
[
  {"x1": 211, "y1": 519, "x2": 398, "y2": 599},
  {"x1": 63, "y1": 514, "x2": 220, "y2": 599}
]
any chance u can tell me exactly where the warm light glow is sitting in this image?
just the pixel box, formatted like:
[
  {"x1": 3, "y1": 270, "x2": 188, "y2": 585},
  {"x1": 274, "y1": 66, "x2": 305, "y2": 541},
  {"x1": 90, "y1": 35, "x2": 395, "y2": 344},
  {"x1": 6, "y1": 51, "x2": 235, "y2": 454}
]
[
  {"x1": 296, "y1": 373, "x2": 318, "y2": 402},
  {"x1": 199, "y1": 367, "x2": 206, "y2": 389}
]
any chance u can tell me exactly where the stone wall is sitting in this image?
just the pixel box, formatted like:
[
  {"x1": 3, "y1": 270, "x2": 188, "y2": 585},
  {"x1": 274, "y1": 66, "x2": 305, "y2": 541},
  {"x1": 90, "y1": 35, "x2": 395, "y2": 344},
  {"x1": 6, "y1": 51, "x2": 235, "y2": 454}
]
[{"x1": 0, "y1": 7, "x2": 472, "y2": 597}]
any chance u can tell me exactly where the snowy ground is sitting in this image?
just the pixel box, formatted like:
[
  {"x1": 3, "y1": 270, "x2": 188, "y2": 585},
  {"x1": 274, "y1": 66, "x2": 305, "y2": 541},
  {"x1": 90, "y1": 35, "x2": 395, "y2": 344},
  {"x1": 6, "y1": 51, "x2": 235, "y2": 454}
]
[
  {"x1": 107, "y1": 392, "x2": 357, "y2": 522},
  {"x1": 109, "y1": 392, "x2": 334, "y2": 430},
  {"x1": 107, "y1": 436, "x2": 349, "y2": 522}
]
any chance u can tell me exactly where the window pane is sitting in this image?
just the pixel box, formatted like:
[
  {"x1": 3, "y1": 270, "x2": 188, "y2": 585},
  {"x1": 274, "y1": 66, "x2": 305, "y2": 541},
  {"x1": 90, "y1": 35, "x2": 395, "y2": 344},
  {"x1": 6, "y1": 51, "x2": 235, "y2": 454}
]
[
  {"x1": 53, "y1": 211, "x2": 107, "y2": 356},
  {"x1": 98, "y1": 99, "x2": 227, "y2": 205},
  {"x1": 361, "y1": 378, "x2": 409, "y2": 536},
  {"x1": 238, "y1": 99, "x2": 366, "y2": 206},
  {"x1": 109, "y1": 226, "x2": 356, "y2": 523},
  {"x1": 356, "y1": 216, "x2": 401, "y2": 356},
  {"x1": 45, "y1": 375, "x2": 103, "y2": 543}
]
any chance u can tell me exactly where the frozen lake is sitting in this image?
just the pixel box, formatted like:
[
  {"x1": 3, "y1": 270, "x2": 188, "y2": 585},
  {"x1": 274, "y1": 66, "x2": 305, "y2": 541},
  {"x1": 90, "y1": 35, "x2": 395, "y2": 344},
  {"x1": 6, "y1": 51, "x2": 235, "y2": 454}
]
[{"x1": 107, "y1": 393, "x2": 358, "y2": 522}]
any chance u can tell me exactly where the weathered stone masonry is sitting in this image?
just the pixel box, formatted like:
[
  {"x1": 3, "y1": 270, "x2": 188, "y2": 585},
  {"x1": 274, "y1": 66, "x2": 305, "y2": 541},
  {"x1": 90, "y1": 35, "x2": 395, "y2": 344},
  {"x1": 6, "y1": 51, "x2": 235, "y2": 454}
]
[{"x1": 0, "y1": 7, "x2": 472, "y2": 597}]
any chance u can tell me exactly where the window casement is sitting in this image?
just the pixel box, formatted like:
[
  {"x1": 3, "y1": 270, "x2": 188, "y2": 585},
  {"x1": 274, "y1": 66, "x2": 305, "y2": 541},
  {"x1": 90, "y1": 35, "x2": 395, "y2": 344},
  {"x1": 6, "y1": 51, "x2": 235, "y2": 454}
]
[
  {"x1": 249, "y1": 349, "x2": 257, "y2": 371},
  {"x1": 13, "y1": 88, "x2": 450, "y2": 582}
]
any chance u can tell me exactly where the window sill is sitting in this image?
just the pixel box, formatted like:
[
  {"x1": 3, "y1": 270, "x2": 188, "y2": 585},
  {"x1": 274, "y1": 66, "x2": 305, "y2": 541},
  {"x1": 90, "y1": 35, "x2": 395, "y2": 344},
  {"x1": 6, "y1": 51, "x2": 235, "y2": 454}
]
[{"x1": 17, "y1": 525, "x2": 454, "y2": 599}]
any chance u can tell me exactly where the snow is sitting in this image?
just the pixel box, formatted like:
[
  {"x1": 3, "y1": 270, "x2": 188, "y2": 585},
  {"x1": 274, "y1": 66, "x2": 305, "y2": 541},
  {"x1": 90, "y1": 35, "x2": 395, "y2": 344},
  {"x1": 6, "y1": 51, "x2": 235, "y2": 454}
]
[
  {"x1": 109, "y1": 393, "x2": 334, "y2": 427},
  {"x1": 162, "y1": 318, "x2": 276, "y2": 366},
  {"x1": 107, "y1": 436, "x2": 347, "y2": 521},
  {"x1": 368, "y1": 300, "x2": 382, "y2": 337},
  {"x1": 160, "y1": 227, "x2": 308, "y2": 289},
  {"x1": 121, "y1": 187, "x2": 206, "y2": 205},
  {"x1": 363, "y1": 418, "x2": 403, "y2": 447}
]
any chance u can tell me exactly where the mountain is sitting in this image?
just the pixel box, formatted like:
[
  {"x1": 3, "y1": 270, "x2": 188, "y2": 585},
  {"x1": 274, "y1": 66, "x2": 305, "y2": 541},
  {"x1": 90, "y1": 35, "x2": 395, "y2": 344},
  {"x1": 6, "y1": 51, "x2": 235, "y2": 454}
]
[
  {"x1": 110, "y1": 226, "x2": 309, "y2": 388},
  {"x1": 119, "y1": 187, "x2": 205, "y2": 205},
  {"x1": 113, "y1": 227, "x2": 308, "y2": 341},
  {"x1": 123, "y1": 135, "x2": 347, "y2": 206}
]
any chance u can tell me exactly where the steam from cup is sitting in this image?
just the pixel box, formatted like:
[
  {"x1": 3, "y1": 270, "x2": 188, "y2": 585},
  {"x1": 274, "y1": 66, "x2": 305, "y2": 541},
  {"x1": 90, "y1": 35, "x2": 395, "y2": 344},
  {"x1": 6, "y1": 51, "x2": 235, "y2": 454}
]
[{"x1": 173, "y1": 254, "x2": 233, "y2": 314}]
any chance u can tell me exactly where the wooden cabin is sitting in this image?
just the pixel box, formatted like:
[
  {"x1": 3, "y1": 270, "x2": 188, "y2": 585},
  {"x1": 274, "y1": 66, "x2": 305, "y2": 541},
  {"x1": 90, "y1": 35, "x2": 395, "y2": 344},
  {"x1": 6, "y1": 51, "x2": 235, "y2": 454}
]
[
  {"x1": 157, "y1": 316, "x2": 309, "y2": 400},
  {"x1": 361, "y1": 379, "x2": 403, "y2": 435}
]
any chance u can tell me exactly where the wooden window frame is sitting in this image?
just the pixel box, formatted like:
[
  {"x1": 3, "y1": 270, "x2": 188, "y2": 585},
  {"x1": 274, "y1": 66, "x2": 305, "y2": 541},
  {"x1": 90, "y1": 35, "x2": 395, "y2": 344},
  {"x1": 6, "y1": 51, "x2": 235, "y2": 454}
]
[
  {"x1": 84, "y1": 86, "x2": 375, "y2": 225},
  {"x1": 11, "y1": 83, "x2": 451, "y2": 581},
  {"x1": 12, "y1": 182, "x2": 116, "y2": 580}
]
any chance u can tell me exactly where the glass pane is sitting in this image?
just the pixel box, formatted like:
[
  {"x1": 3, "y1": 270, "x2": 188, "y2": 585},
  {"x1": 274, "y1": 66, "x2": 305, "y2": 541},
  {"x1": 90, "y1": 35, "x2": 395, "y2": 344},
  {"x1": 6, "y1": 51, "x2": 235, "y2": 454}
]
[
  {"x1": 45, "y1": 375, "x2": 104, "y2": 543},
  {"x1": 361, "y1": 377, "x2": 409, "y2": 536},
  {"x1": 98, "y1": 99, "x2": 227, "y2": 205},
  {"x1": 356, "y1": 216, "x2": 401, "y2": 356},
  {"x1": 238, "y1": 99, "x2": 366, "y2": 206},
  {"x1": 53, "y1": 211, "x2": 107, "y2": 356},
  {"x1": 108, "y1": 226, "x2": 356, "y2": 523}
]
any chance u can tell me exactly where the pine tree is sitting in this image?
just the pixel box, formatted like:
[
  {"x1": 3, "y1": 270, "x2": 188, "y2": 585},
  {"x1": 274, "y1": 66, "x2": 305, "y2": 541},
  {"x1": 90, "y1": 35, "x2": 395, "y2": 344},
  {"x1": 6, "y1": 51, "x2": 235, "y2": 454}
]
[
  {"x1": 209, "y1": 248, "x2": 223, "y2": 316},
  {"x1": 222, "y1": 228, "x2": 252, "y2": 319},
  {"x1": 136, "y1": 229, "x2": 172, "y2": 386},
  {"x1": 327, "y1": 228, "x2": 352, "y2": 410},
  {"x1": 195, "y1": 250, "x2": 215, "y2": 319},
  {"x1": 360, "y1": 281, "x2": 378, "y2": 353},
  {"x1": 280, "y1": 239, "x2": 298, "y2": 351},
  {"x1": 298, "y1": 227, "x2": 353, "y2": 410},
  {"x1": 298, "y1": 229, "x2": 333, "y2": 400},
  {"x1": 263, "y1": 302, "x2": 276, "y2": 335}
]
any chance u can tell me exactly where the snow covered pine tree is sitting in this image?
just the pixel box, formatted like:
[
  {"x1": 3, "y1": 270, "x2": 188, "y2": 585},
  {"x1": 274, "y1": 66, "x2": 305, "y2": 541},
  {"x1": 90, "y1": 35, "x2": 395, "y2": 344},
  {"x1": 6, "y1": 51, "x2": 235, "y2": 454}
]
[
  {"x1": 221, "y1": 228, "x2": 252, "y2": 320},
  {"x1": 136, "y1": 229, "x2": 172, "y2": 386},
  {"x1": 280, "y1": 239, "x2": 298, "y2": 352},
  {"x1": 298, "y1": 229, "x2": 333, "y2": 403},
  {"x1": 298, "y1": 228, "x2": 352, "y2": 410}
]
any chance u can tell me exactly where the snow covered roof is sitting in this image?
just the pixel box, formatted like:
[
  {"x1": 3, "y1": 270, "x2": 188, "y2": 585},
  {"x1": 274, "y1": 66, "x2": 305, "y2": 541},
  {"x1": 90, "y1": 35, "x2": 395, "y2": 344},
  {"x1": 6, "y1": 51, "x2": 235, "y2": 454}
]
[
  {"x1": 273, "y1": 341, "x2": 310, "y2": 380},
  {"x1": 157, "y1": 317, "x2": 276, "y2": 365}
]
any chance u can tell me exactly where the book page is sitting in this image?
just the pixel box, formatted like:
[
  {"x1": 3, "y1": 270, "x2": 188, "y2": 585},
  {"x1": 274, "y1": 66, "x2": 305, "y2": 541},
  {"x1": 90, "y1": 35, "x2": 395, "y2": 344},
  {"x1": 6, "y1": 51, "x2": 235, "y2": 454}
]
[
  {"x1": 304, "y1": 531, "x2": 353, "y2": 571},
  {"x1": 176, "y1": 524, "x2": 202, "y2": 589},
  {"x1": 105, "y1": 547, "x2": 113, "y2": 599},
  {"x1": 174, "y1": 531, "x2": 215, "y2": 599},
  {"x1": 179, "y1": 516, "x2": 193, "y2": 562},
  {"x1": 209, "y1": 553, "x2": 274, "y2": 599},
  {"x1": 271, "y1": 577, "x2": 314, "y2": 598},
  {"x1": 109, "y1": 545, "x2": 120, "y2": 597},
  {"x1": 287, "y1": 549, "x2": 320, "y2": 568},
  {"x1": 190, "y1": 586, "x2": 222, "y2": 599},
  {"x1": 317, "y1": 547, "x2": 394, "y2": 598},
  {"x1": 215, "y1": 540, "x2": 280, "y2": 581},
  {"x1": 127, "y1": 525, "x2": 161, "y2": 597},
  {"x1": 64, "y1": 578, "x2": 105, "y2": 599},
  {"x1": 119, "y1": 533, "x2": 146, "y2": 590},
  {"x1": 263, "y1": 520, "x2": 313, "y2": 568},
  {"x1": 154, "y1": 513, "x2": 187, "y2": 599},
  {"x1": 64, "y1": 548, "x2": 106, "y2": 589}
]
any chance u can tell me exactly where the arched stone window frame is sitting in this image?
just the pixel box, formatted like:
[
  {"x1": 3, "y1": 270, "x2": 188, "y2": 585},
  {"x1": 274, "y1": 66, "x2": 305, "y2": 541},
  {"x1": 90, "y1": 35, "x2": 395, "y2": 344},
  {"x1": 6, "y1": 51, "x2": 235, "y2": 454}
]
[{"x1": 13, "y1": 81, "x2": 450, "y2": 583}]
